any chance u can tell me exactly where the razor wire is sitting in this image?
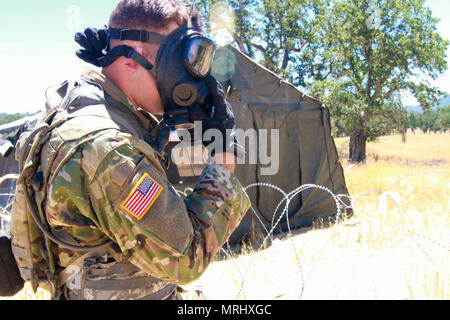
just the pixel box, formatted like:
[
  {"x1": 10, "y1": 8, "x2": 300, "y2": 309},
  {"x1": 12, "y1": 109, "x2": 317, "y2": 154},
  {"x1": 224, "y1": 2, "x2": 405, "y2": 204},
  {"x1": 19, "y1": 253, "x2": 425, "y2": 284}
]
[
  {"x1": 217, "y1": 168, "x2": 450, "y2": 300},
  {"x1": 231, "y1": 182, "x2": 351, "y2": 299},
  {"x1": 0, "y1": 174, "x2": 18, "y2": 235},
  {"x1": 0, "y1": 169, "x2": 449, "y2": 299}
]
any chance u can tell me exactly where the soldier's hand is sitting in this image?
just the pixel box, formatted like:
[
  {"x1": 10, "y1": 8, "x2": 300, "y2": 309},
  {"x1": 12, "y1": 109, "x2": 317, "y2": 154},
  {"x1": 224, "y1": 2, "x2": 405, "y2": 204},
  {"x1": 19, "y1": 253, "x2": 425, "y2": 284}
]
[
  {"x1": 74, "y1": 27, "x2": 108, "y2": 67},
  {"x1": 212, "y1": 152, "x2": 236, "y2": 172},
  {"x1": 201, "y1": 75, "x2": 244, "y2": 159}
]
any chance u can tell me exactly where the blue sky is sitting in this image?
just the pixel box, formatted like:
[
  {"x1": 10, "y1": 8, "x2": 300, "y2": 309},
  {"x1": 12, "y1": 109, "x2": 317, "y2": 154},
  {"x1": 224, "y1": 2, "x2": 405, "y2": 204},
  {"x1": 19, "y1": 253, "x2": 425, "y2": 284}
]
[
  {"x1": 0, "y1": 0, "x2": 449, "y2": 114},
  {"x1": 403, "y1": 0, "x2": 450, "y2": 106}
]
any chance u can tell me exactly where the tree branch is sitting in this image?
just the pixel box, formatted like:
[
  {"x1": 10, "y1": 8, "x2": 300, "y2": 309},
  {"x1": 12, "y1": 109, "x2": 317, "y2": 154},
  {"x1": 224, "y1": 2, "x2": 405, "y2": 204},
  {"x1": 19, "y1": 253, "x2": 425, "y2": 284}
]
[
  {"x1": 252, "y1": 43, "x2": 267, "y2": 54},
  {"x1": 233, "y1": 35, "x2": 249, "y2": 55}
]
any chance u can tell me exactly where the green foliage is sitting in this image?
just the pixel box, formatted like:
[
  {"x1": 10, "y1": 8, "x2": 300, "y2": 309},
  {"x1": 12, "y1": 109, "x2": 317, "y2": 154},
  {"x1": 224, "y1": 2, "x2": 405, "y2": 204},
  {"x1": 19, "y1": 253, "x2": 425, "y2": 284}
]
[
  {"x1": 441, "y1": 106, "x2": 450, "y2": 129},
  {"x1": 307, "y1": 0, "x2": 448, "y2": 160},
  {"x1": 195, "y1": 0, "x2": 448, "y2": 161},
  {"x1": 0, "y1": 113, "x2": 36, "y2": 126},
  {"x1": 194, "y1": 0, "x2": 325, "y2": 86},
  {"x1": 407, "y1": 106, "x2": 450, "y2": 133}
]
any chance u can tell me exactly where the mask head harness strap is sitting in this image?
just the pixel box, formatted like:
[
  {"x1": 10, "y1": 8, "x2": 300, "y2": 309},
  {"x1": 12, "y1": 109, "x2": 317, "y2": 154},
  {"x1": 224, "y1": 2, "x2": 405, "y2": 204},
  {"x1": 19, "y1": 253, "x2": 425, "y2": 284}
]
[{"x1": 98, "y1": 28, "x2": 168, "y2": 70}]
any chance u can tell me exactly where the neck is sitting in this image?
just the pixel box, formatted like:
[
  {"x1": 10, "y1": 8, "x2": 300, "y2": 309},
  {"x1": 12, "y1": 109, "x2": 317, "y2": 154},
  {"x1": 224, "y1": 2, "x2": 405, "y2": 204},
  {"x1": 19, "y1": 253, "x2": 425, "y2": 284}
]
[{"x1": 102, "y1": 67, "x2": 139, "y2": 110}]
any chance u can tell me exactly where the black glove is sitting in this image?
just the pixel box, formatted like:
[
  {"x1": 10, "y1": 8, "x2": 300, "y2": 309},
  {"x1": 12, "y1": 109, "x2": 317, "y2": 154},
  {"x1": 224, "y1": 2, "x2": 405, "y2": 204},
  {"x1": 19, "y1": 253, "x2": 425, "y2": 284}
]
[
  {"x1": 0, "y1": 236, "x2": 25, "y2": 297},
  {"x1": 74, "y1": 27, "x2": 108, "y2": 67},
  {"x1": 197, "y1": 75, "x2": 244, "y2": 158}
]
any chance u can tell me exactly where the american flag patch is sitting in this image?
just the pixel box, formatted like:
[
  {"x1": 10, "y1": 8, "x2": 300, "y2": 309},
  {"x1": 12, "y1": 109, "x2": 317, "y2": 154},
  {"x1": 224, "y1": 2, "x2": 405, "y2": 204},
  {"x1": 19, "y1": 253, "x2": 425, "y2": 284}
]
[{"x1": 121, "y1": 174, "x2": 163, "y2": 220}]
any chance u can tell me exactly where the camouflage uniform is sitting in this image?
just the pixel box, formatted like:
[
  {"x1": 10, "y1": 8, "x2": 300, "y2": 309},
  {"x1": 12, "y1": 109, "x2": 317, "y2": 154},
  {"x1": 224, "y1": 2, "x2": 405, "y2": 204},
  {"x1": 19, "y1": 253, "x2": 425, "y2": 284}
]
[{"x1": 11, "y1": 68, "x2": 250, "y2": 300}]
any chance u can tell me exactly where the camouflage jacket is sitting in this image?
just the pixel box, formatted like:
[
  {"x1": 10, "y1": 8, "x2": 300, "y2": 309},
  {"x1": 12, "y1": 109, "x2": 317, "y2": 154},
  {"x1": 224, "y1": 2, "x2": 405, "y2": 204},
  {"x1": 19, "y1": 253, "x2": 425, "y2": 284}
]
[{"x1": 38, "y1": 69, "x2": 250, "y2": 288}]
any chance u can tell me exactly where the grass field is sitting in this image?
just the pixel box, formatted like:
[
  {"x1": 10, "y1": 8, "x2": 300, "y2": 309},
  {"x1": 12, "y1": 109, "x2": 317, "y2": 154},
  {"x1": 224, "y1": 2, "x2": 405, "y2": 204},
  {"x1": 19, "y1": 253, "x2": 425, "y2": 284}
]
[
  {"x1": 2, "y1": 132, "x2": 449, "y2": 300},
  {"x1": 182, "y1": 132, "x2": 450, "y2": 300}
]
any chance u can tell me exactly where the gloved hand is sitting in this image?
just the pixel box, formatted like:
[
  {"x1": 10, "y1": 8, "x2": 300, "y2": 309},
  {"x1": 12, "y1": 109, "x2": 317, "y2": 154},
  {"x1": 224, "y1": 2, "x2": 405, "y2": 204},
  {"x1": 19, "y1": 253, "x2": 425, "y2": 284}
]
[
  {"x1": 196, "y1": 75, "x2": 244, "y2": 159},
  {"x1": 74, "y1": 27, "x2": 108, "y2": 67},
  {"x1": 0, "y1": 236, "x2": 25, "y2": 297}
]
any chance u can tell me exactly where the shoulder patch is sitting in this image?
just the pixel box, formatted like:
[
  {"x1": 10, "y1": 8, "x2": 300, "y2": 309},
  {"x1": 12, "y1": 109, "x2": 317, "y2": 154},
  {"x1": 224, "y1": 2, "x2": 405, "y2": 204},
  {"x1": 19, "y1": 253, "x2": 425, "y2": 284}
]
[{"x1": 120, "y1": 173, "x2": 163, "y2": 220}]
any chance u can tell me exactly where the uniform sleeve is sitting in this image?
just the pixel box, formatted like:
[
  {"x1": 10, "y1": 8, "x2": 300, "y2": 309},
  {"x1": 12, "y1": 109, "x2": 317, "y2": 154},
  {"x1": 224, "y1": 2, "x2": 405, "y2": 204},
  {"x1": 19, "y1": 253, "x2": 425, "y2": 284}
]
[{"x1": 86, "y1": 138, "x2": 251, "y2": 284}]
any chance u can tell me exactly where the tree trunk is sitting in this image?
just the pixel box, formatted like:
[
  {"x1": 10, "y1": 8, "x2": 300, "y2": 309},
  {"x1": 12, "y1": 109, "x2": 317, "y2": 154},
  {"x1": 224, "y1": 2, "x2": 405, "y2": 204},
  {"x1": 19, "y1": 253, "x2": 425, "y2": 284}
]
[
  {"x1": 282, "y1": 49, "x2": 290, "y2": 70},
  {"x1": 401, "y1": 127, "x2": 407, "y2": 143},
  {"x1": 349, "y1": 131, "x2": 367, "y2": 163}
]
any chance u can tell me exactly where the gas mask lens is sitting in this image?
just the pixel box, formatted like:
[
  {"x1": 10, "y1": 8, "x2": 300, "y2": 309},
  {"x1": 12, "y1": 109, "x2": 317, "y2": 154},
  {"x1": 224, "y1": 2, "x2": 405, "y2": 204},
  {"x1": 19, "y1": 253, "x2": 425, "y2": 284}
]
[{"x1": 184, "y1": 37, "x2": 216, "y2": 78}]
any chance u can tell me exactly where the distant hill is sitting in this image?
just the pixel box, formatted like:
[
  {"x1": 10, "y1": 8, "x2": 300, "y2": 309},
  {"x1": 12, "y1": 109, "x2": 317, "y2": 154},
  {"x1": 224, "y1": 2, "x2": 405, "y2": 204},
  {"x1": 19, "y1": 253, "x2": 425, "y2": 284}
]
[
  {"x1": 406, "y1": 95, "x2": 450, "y2": 113},
  {"x1": 436, "y1": 95, "x2": 450, "y2": 108}
]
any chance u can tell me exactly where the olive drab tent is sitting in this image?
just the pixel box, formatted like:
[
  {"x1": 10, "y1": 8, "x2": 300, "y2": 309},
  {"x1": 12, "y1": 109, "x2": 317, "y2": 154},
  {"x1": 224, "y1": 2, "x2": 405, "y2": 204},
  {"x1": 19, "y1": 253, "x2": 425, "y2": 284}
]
[
  {"x1": 0, "y1": 45, "x2": 351, "y2": 243},
  {"x1": 212, "y1": 46, "x2": 352, "y2": 242}
]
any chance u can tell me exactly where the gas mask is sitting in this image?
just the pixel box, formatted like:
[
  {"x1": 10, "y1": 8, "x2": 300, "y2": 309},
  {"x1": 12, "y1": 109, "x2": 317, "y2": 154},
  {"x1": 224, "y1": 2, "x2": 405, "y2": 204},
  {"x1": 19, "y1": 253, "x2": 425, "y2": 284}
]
[{"x1": 98, "y1": 25, "x2": 216, "y2": 130}]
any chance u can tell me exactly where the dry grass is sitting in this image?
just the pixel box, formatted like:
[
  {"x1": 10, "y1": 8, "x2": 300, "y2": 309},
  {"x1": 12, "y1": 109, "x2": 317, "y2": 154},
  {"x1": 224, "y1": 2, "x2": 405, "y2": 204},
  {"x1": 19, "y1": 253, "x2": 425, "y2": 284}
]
[
  {"x1": 2, "y1": 132, "x2": 449, "y2": 300},
  {"x1": 182, "y1": 132, "x2": 449, "y2": 300}
]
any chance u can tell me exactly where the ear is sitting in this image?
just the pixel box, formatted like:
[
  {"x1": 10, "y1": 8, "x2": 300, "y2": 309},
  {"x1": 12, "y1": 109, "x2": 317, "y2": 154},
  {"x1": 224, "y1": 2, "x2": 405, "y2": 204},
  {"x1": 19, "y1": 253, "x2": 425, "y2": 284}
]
[{"x1": 123, "y1": 57, "x2": 140, "y2": 73}]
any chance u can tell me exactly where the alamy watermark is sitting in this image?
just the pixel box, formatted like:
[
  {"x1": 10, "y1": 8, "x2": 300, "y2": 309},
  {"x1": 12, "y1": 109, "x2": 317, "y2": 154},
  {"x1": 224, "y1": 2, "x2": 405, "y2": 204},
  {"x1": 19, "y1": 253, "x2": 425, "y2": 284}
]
[
  {"x1": 66, "y1": 5, "x2": 82, "y2": 31},
  {"x1": 171, "y1": 122, "x2": 280, "y2": 176}
]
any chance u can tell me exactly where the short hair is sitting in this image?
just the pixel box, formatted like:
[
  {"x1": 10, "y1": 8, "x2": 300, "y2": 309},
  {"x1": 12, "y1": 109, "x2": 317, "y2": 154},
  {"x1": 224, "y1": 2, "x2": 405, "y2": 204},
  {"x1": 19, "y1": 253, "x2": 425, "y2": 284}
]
[{"x1": 109, "y1": 0, "x2": 203, "y2": 32}]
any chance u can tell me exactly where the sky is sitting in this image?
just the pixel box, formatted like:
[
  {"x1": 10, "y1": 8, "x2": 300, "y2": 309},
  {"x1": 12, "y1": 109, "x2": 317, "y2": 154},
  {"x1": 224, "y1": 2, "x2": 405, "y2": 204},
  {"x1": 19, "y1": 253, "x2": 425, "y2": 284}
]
[{"x1": 0, "y1": 0, "x2": 449, "y2": 114}]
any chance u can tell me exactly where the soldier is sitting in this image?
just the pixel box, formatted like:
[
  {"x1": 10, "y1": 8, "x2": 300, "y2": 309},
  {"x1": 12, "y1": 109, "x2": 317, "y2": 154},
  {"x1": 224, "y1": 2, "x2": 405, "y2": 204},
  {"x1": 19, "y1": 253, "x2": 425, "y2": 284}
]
[{"x1": 9, "y1": 0, "x2": 250, "y2": 300}]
